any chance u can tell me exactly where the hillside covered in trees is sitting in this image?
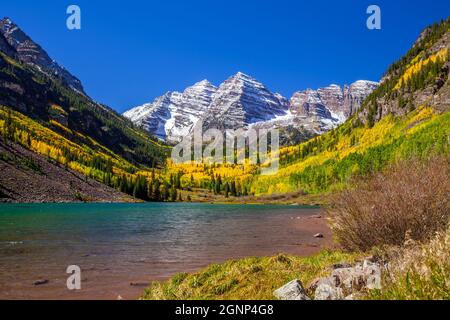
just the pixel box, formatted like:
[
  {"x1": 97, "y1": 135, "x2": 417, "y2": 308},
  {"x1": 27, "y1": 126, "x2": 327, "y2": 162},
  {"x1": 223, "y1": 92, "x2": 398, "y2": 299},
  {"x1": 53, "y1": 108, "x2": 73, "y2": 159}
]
[
  {"x1": 1, "y1": 18, "x2": 449, "y2": 203},
  {"x1": 250, "y1": 18, "x2": 450, "y2": 197}
]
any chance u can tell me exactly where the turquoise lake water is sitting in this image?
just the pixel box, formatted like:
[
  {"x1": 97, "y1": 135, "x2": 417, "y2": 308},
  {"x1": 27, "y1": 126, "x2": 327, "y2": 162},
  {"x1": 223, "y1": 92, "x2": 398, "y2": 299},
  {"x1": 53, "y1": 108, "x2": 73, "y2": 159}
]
[{"x1": 0, "y1": 203, "x2": 326, "y2": 299}]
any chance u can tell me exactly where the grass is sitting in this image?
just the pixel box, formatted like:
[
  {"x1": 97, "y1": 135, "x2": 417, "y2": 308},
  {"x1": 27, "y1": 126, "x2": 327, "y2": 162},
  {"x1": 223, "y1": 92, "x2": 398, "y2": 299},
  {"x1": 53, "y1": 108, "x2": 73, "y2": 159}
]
[
  {"x1": 141, "y1": 250, "x2": 362, "y2": 300},
  {"x1": 369, "y1": 229, "x2": 450, "y2": 300}
]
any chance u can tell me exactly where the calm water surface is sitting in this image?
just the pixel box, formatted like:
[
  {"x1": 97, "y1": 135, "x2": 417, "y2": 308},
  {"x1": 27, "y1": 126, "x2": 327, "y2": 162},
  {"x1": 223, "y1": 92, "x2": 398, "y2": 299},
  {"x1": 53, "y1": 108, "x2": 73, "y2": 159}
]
[{"x1": 0, "y1": 203, "x2": 328, "y2": 299}]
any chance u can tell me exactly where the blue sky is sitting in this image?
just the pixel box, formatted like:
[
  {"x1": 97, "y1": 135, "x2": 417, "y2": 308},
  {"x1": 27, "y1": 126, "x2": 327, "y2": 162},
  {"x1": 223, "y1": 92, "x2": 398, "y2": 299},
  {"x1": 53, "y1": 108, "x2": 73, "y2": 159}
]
[{"x1": 1, "y1": 0, "x2": 449, "y2": 112}]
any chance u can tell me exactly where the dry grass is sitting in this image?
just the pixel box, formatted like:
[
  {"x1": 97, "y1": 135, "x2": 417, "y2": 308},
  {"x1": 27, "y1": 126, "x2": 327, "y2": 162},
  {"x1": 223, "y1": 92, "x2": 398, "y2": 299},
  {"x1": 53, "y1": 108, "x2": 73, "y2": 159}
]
[
  {"x1": 328, "y1": 156, "x2": 450, "y2": 251},
  {"x1": 369, "y1": 228, "x2": 450, "y2": 300}
]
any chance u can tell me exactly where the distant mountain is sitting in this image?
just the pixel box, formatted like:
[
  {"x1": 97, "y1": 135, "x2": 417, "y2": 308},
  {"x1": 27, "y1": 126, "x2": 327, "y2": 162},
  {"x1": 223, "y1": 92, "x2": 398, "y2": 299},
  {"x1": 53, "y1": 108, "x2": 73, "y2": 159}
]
[
  {"x1": 124, "y1": 80, "x2": 217, "y2": 142},
  {"x1": 200, "y1": 72, "x2": 289, "y2": 132},
  {"x1": 0, "y1": 17, "x2": 84, "y2": 93},
  {"x1": 289, "y1": 80, "x2": 379, "y2": 132},
  {"x1": 124, "y1": 73, "x2": 377, "y2": 144}
]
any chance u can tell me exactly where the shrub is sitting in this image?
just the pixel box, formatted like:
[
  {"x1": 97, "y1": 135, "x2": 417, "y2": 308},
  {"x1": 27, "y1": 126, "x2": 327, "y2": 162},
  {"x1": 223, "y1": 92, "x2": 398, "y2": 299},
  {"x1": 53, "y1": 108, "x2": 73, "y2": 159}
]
[
  {"x1": 21, "y1": 156, "x2": 42, "y2": 173},
  {"x1": 328, "y1": 156, "x2": 450, "y2": 251},
  {"x1": 74, "y1": 191, "x2": 91, "y2": 202}
]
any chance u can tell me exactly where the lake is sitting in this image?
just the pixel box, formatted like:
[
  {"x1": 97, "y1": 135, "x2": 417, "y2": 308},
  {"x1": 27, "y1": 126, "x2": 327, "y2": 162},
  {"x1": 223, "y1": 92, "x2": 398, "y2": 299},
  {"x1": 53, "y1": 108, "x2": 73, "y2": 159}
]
[{"x1": 0, "y1": 203, "x2": 329, "y2": 299}]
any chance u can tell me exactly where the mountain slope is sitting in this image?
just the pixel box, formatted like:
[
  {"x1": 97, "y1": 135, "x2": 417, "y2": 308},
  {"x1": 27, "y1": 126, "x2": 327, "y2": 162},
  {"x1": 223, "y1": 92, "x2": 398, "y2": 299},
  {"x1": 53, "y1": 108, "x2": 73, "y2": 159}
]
[
  {"x1": 0, "y1": 17, "x2": 170, "y2": 201},
  {"x1": 0, "y1": 18, "x2": 168, "y2": 169},
  {"x1": 287, "y1": 80, "x2": 379, "y2": 132},
  {"x1": 251, "y1": 18, "x2": 450, "y2": 196},
  {"x1": 0, "y1": 139, "x2": 134, "y2": 203},
  {"x1": 0, "y1": 17, "x2": 84, "y2": 93},
  {"x1": 360, "y1": 19, "x2": 450, "y2": 126}
]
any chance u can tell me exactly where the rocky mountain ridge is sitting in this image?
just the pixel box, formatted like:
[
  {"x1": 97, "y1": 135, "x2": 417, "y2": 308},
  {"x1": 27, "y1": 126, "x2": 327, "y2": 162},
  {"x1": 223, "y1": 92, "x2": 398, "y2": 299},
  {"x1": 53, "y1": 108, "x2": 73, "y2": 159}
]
[
  {"x1": 124, "y1": 73, "x2": 378, "y2": 143},
  {"x1": 0, "y1": 17, "x2": 84, "y2": 93},
  {"x1": 358, "y1": 18, "x2": 449, "y2": 127},
  {"x1": 0, "y1": 17, "x2": 167, "y2": 168}
]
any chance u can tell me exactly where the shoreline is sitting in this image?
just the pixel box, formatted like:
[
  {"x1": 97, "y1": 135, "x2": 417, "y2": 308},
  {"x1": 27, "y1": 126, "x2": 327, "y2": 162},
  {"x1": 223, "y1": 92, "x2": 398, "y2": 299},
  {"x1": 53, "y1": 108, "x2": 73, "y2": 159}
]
[{"x1": 0, "y1": 190, "x2": 330, "y2": 207}]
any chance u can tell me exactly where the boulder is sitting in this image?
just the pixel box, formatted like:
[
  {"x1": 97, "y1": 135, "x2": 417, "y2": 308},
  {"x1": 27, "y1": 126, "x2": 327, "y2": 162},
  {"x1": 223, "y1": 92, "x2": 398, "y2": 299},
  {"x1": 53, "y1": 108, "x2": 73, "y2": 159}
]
[
  {"x1": 332, "y1": 265, "x2": 366, "y2": 291},
  {"x1": 313, "y1": 233, "x2": 324, "y2": 238},
  {"x1": 314, "y1": 280, "x2": 344, "y2": 300},
  {"x1": 331, "y1": 260, "x2": 382, "y2": 292},
  {"x1": 362, "y1": 259, "x2": 382, "y2": 290},
  {"x1": 311, "y1": 259, "x2": 383, "y2": 300},
  {"x1": 307, "y1": 277, "x2": 323, "y2": 293},
  {"x1": 344, "y1": 293, "x2": 363, "y2": 300},
  {"x1": 274, "y1": 279, "x2": 310, "y2": 300}
]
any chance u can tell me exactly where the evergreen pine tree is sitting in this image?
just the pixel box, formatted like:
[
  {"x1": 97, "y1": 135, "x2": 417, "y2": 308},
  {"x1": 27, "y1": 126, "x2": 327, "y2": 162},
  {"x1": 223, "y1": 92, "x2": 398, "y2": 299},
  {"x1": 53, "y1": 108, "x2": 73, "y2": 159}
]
[
  {"x1": 230, "y1": 181, "x2": 237, "y2": 197},
  {"x1": 224, "y1": 182, "x2": 229, "y2": 198}
]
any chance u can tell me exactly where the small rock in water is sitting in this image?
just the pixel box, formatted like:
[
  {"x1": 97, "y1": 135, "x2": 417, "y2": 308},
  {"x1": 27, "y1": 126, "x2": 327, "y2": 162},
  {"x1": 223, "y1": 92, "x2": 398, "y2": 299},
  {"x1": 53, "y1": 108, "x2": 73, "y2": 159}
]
[
  {"x1": 314, "y1": 233, "x2": 324, "y2": 238},
  {"x1": 33, "y1": 279, "x2": 49, "y2": 286},
  {"x1": 309, "y1": 215, "x2": 322, "y2": 219},
  {"x1": 274, "y1": 279, "x2": 310, "y2": 300},
  {"x1": 117, "y1": 295, "x2": 123, "y2": 300},
  {"x1": 130, "y1": 282, "x2": 150, "y2": 287}
]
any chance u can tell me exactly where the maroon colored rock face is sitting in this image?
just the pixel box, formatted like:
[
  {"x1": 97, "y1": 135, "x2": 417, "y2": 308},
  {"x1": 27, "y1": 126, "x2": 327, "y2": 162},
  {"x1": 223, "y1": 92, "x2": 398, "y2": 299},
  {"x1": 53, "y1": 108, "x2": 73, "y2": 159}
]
[
  {"x1": 290, "y1": 81, "x2": 379, "y2": 121},
  {"x1": 0, "y1": 17, "x2": 84, "y2": 93}
]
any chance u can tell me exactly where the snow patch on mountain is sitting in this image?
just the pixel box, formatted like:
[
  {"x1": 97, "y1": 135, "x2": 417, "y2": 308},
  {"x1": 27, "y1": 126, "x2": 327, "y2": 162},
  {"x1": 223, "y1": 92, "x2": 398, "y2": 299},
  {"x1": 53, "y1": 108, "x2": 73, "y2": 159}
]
[
  {"x1": 123, "y1": 74, "x2": 378, "y2": 142},
  {"x1": 200, "y1": 72, "x2": 289, "y2": 132},
  {"x1": 124, "y1": 80, "x2": 217, "y2": 142}
]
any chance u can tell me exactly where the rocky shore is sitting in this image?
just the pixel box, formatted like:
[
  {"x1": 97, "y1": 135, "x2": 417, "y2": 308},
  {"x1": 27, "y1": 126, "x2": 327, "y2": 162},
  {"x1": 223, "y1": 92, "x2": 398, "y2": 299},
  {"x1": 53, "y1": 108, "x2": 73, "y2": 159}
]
[{"x1": 274, "y1": 256, "x2": 383, "y2": 300}]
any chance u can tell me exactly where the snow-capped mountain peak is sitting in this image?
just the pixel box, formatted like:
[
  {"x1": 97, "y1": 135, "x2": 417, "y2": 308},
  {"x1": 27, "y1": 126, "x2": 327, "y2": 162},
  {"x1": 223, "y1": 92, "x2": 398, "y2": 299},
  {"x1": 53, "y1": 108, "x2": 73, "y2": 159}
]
[
  {"x1": 200, "y1": 72, "x2": 289, "y2": 131},
  {"x1": 123, "y1": 74, "x2": 378, "y2": 143},
  {"x1": 123, "y1": 80, "x2": 218, "y2": 142}
]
